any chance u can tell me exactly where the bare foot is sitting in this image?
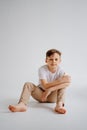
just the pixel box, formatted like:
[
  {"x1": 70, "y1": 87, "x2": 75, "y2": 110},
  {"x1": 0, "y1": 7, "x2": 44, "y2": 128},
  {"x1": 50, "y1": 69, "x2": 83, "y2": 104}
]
[
  {"x1": 8, "y1": 102, "x2": 28, "y2": 112},
  {"x1": 55, "y1": 103, "x2": 66, "y2": 114}
]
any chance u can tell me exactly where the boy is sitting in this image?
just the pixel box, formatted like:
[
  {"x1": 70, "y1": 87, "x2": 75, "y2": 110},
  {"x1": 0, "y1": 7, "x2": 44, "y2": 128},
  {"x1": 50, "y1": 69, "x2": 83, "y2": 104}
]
[{"x1": 8, "y1": 49, "x2": 71, "y2": 114}]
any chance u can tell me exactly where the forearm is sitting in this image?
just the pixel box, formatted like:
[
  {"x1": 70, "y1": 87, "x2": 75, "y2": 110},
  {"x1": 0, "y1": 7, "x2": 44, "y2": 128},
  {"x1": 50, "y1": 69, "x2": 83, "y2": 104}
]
[
  {"x1": 44, "y1": 75, "x2": 71, "y2": 89},
  {"x1": 46, "y1": 82, "x2": 70, "y2": 92},
  {"x1": 41, "y1": 81, "x2": 70, "y2": 102}
]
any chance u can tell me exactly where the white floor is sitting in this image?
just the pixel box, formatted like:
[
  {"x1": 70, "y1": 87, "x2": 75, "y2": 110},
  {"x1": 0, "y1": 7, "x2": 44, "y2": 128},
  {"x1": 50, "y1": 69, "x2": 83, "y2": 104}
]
[{"x1": 0, "y1": 85, "x2": 87, "y2": 130}]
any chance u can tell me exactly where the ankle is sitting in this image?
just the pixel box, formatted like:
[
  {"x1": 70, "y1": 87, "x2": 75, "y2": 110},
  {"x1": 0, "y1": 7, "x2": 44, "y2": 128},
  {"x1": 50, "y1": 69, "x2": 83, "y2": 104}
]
[
  {"x1": 56, "y1": 102, "x2": 63, "y2": 108},
  {"x1": 18, "y1": 102, "x2": 26, "y2": 106}
]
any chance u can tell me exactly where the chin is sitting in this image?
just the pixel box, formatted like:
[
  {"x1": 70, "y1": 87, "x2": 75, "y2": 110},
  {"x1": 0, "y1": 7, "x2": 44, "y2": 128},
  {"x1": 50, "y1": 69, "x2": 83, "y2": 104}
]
[{"x1": 51, "y1": 65, "x2": 57, "y2": 68}]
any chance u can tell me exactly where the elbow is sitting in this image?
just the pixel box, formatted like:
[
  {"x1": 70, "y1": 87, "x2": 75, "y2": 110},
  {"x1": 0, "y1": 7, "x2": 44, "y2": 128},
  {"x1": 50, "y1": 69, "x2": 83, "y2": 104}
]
[{"x1": 66, "y1": 75, "x2": 71, "y2": 84}]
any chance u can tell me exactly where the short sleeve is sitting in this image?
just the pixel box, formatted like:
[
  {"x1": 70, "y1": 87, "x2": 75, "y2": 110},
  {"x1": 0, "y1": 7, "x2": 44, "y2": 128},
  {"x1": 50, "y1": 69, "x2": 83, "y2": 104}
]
[
  {"x1": 59, "y1": 68, "x2": 65, "y2": 77},
  {"x1": 38, "y1": 67, "x2": 47, "y2": 80}
]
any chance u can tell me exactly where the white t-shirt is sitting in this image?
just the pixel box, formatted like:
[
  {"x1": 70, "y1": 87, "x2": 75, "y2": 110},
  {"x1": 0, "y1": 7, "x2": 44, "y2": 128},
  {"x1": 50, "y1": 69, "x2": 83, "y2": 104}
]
[{"x1": 38, "y1": 65, "x2": 65, "y2": 90}]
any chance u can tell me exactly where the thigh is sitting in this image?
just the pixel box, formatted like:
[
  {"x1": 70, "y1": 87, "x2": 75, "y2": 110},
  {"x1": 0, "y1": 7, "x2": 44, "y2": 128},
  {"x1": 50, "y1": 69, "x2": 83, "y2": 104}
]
[{"x1": 31, "y1": 85, "x2": 43, "y2": 102}]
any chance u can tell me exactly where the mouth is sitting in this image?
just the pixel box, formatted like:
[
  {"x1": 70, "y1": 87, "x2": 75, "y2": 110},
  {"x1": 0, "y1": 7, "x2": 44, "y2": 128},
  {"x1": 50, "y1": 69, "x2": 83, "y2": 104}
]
[{"x1": 51, "y1": 64, "x2": 56, "y2": 66}]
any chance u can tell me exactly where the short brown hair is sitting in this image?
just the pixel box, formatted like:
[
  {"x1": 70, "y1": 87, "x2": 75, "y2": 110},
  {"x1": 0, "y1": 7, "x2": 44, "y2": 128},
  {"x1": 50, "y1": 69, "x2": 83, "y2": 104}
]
[{"x1": 46, "y1": 49, "x2": 61, "y2": 57}]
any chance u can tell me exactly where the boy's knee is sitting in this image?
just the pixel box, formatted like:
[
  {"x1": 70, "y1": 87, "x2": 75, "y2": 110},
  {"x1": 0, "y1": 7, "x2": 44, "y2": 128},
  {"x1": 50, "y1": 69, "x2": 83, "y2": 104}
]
[
  {"x1": 62, "y1": 75, "x2": 71, "y2": 83},
  {"x1": 23, "y1": 82, "x2": 34, "y2": 90},
  {"x1": 24, "y1": 82, "x2": 31, "y2": 86}
]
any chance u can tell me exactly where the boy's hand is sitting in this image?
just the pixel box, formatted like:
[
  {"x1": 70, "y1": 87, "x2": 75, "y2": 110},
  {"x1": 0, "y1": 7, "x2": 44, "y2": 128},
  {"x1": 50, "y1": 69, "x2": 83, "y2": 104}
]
[{"x1": 41, "y1": 89, "x2": 51, "y2": 102}]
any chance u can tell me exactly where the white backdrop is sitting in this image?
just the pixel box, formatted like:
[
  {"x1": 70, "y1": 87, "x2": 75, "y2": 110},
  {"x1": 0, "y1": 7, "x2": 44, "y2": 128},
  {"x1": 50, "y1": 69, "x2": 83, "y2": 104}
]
[{"x1": 0, "y1": 0, "x2": 87, "y2": 94}]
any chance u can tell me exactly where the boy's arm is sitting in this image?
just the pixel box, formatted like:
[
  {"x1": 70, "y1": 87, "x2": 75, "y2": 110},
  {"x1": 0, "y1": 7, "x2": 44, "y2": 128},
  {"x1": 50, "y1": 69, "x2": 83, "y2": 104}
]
[{"x1": 40, "y1": 74, "x2": 71, "y2": 89}]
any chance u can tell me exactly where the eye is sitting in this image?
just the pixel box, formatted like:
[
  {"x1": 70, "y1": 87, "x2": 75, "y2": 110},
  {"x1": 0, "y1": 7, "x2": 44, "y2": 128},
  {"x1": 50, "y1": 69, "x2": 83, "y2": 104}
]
[
  {"x1": 55, "y1": 58, "x2": 58, "y2": 61},
  {"x1": 49, "y1": 59, "x2": 53, "y2": 61}
]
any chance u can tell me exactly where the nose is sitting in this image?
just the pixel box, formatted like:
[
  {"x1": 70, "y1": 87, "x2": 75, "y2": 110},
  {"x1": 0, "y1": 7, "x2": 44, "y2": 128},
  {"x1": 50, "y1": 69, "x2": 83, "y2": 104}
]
[{"x1": 53, "y1": 59, "x2": 56, "y2": 63}]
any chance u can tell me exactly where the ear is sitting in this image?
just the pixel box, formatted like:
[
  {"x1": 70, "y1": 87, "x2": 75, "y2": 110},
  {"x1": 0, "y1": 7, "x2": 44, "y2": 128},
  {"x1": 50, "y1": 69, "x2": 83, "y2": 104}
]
[
  {"x1": 59, "y1": 57, "x2": 61, "y2": 63},
  {"x1": 45, "y1": 58, "x2": 47, "y2": 63}
]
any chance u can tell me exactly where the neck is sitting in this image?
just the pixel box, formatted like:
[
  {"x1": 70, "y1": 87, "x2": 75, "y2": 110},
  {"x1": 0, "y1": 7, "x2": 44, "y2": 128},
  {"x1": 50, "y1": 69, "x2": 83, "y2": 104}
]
[{"x1": 48, "y1": 66, "x2": 58, "y2": 73}]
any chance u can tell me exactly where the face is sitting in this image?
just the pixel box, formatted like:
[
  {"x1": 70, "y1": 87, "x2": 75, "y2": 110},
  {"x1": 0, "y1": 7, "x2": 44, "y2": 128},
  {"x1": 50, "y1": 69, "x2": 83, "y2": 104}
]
[{"x1": 45, "y1": 53, "x2": 61, "y2": 71}]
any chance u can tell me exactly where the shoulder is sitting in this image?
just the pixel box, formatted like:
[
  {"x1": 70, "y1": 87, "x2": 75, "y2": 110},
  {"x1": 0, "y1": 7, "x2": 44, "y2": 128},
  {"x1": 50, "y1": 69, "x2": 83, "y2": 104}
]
[
  {"x1": 57, "y1": 66, "x2": 65, "y2": 76},
  {"x1": 38, "y1": 65, "x2": 48, "y2": 78},
  {"x1": 58, "y1": 66, "x2": 64, "y2": 72},
  {"x1": 39, "y1": 65, "x2": 48, "y2": 72}
]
